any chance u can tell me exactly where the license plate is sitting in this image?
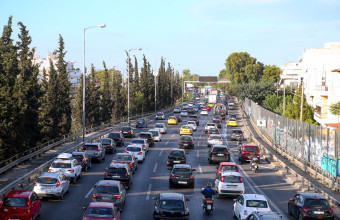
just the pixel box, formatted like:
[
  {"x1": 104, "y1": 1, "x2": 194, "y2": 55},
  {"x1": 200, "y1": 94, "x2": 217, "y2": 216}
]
[
  {"x1": 102, "y1": 196, "x2": 112, "y2": 200},
  {"x1": 227, "y1": 185, "x2": 237, "y2": 188},
  {"x1": 9, "y1": 219, "x2": 20, "y2": 220},
  {"x1": 314, "y1": 211, "x2": 324, "y2": 214},
  {"x1": 173, "y1": 161, "x2": 180, "y2": 163},
  {"x1": 207, "y1": 205, "x2": 212, "y2": 210},
  {"x1": 178, "y1": 181, "x2": 187, "y2": 184},
  {"x1": 217, "y1": 154, "x2": 224, "y2": 156},
  {"x1": 123, "y1": 132, "x2": 128, "y2": 133},
  {"x1": 112, "y1": 176, "x2": 120, "y2": 178},
  {"x1": 183, "y1": 144, "x2": 188, "y2": 146}
]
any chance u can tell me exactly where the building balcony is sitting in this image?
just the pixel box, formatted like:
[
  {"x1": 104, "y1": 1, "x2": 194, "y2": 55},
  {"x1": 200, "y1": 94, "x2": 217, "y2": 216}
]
[{"x1": 313, "y1": 85, "x2": 329, "y2": 96}]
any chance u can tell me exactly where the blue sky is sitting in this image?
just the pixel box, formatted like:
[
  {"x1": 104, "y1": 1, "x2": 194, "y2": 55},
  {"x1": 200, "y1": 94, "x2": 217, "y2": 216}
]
[{"x1": 1, "y1": 0, "x2": 339, "y2": 76}]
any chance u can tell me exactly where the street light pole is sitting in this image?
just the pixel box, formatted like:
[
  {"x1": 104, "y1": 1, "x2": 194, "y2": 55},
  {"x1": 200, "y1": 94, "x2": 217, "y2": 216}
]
[
  {"x1": 127, "y1": 48, "x2": 142, "y2": 123},
  {"x1": 83, "y1": 24, "x2": 106, "y2": 143},
  {"x1": 155, "y1": 73, "x2": 157, "y2": 112}
]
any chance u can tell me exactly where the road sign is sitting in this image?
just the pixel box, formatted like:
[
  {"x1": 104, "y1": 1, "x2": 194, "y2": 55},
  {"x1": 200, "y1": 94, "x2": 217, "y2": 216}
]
[
  {"x1": 257, "y1": 120, "x2": 266, "y2": 127},
  {"x1": 199, "y1": 76, "x2": 218, "y2": 82}
]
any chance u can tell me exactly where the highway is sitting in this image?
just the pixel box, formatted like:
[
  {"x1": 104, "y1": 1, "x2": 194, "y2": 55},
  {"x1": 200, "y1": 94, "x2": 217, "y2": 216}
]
[{"x1": 37, "y1": 101, "x2": 299, "y2": 220}]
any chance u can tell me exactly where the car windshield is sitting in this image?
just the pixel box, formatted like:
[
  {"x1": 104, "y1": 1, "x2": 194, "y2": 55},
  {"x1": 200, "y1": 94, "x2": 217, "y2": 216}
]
[
  {"x1": 246, "y1": 200, "x2": 268, "y2": 208},
  {"x1": 131, "y1": 139, "x2": 144, "y2": 144},
  {"x1": 160, "y1": 199, "x2": 184, "y2": 210},
  {"x1": 72, "y1": 155, "x2": 83, "y2": 162},
  {"x1": 305, "y1": 199, "x2": 329, "y2": 208},
  {"x1": 213, "y1": 120, "x2": 220, "y2": 123},
  {"x1": 95, "y1": 186, "x2": 119, "y2": 194},
  {"x1": 114, "y1": 155, "x2": 132, "y2": 161},
  {"x1": 157, "y1": 113, "x2": 163, "y2": 116},
  {"x1": 51, "y1": 162, "x2": 71, "y2": 168},
  {"x1": 108, "y1": 167, "x2": 127, "y2": 174},
  {"x1": 172, "y1": 168, "x2": 192, "y2": 175},
  {"x1": 85, "y1": 207, "x2": 115, "y2": 218},
  {"x1": 244, "y1": 147, "x2": 258, "y2": 152},
  {"x1": 210, "y1": 136, "x2": 222, "y2": 140},
  {"x1": 155, "y1": 124, "x2": 163, "y2": 128},
  {"x1": 121, "y1": 127, "x2": 131, "y2": 131},
  {"x1": 180, "y1": 136, "x2": 192, "y2": 141},
  {"x1": 3, "y1": 197, "x2": 28, "y2": 207},
  {"x1": 221, "y1": 165, "x2": 238, "y2": 172},
  {"x1": 127, "y1": 146, "x2": 141, "y2": 152},
  {"x1": 100, "y1": 139, "x2": 111, "y2": 145},
  {"x1": 37, "y1": 177, "x2": 58, "y2": 184},
  {"x1": 108, "y1": 133, "x2": 120, "y2": 138},
  {"x1": 83, "y1": 145, "x2": 99, "y2": 151},
  {"x1": 181, "y1": 110, "x2": 187, "y2": 113}
]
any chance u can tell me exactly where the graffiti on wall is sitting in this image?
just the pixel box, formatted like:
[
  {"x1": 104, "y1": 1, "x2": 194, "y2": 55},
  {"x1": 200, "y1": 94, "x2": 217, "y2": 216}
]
[{"x1": 321, "y1": 154, "x2": 337, "y2": 177}]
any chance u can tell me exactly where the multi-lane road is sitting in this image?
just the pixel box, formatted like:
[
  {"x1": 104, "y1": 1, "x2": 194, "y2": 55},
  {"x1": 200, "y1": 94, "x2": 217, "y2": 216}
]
[{"x1": 38, "y1": 102, "x2": 299, "y2": 220}]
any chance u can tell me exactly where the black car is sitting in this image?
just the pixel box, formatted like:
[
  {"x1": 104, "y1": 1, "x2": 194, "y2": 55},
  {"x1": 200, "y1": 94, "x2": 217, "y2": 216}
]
[
  {"x1": 120, "y1": 126, "x2": 135, "y2": 138},
  {"x1": 169, "y1": 164, "x2": 196, "y2": 188},
  {"x1": 288, "y1": 193, "x2": 334, "y2": 220},
  {"x1": 153, "y1": 193, "x2": 190, "y2": 220},
  {"x1": 187, "y1": 107, "x2": 194, "y2": 114},
  {"x1": 112, "y1": 153, "x2": 138, "y2": 173},
  {"x1": 72, "y1": 151, "x2": 91, "y2": 172},
  {"x1": 212, "y1": 119, "x2": 222, "y2": 128},
  {"x1": 208, "y1": 127, "x2": 220, "y2": 134},
  {"x1": 178, "y1": 135, "x2": 194, "y2": 149},
  {"x1": 167, "y1": 149, "x2": 186, "y2": 169},
  {"x1": 230, "y1": 129, "x2": 244, "y2": 141},
  {"x1": 138, "y1": 132, "x2": 154, "y2": 147},
  {"x1": 174, "y1": 114, "x2": 182, "y2": 122},
  {"x1": 188, "y1": 115, "x2": 199, "y2": 125},
  {"x1": 208, "y1": 145, "x2": 230, "y2": 164},
  {"x1": 136, "y1": 118, "x2": 147, "y2": 128},
  {"x1": 98, "y1": 138, "x2": 116, "y2": 154},
  {"x1": 104, "y1": 163, "x2": 133, "y2": 189},
  {"x1": 108, "y1": 132, "x2": 124, "y2": 146}
]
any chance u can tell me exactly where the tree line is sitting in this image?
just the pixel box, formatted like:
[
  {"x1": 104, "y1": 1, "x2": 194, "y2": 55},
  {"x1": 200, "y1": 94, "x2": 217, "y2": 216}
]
[{"x1": 0, "y1": 16, "x2": 182, "y2": 161}]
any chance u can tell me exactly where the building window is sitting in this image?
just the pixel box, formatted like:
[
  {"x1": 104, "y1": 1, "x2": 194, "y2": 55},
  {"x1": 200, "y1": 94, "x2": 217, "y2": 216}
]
[{"x1": 316, "y1": 106, "x2": 321, "y2": 116}]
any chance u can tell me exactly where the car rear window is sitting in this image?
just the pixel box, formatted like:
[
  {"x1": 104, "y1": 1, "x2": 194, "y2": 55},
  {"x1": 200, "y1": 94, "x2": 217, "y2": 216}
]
[
  {"x1": 100, "y1": 139, "x2": 111, "y2": 145},
  {"x1": 246, "y1": 200, "x2": 268, "y2": 208},
  {"x1": 108, "y1": 167, "x2": 127, "y2": 174},
  {"x1": 172, "y1": 168, "x2": 191, "y2": 175},
  {"x1": 229, "y1": 118, "x2": 236, "y2": 122},
  {"x1": 207, "y1": 123, "x2": 215, "y2": 126},
  {"x1": 244, "y1": 147, "x2": 258, "y2": 152},
  {"x1": 150, "y1": 131, "x2": 159, "y2": 136},
  {"x1": 139, "y1": 134, "x2": 151, "y2": 139},
  {"x1": 155, "y1": 124, "x2": 164, "y2": 128},
  {"x1": 127, "y1": 146, "x2": 142, "y2": 152},
  {"x1": 213, "y1": 147, "x2": 228, "y2": 152},
  {"x1": 182, "y1": 126, "x2": 191, "y2": 129},
  {"x1": 137, "y1": 120, "x2": 145, "y2": 123},
  {"x1": 72, "y1": 155, "x2": 83, "y2": 162},
  {"x1": 180, "y1": 136, "x2": 192, "y2": 141},
  {"x1": 51, "y1": 162, "x2": 71, "y2": 168},
  {"x1": 121, "y1": 127, "x2": 131, "y2": 131},
  {"x1": 221, "y1": 165, "x2": 238, "y2": 172},
  {"x1": 223, "y1": 175, "x2": 242, "y2": 183},
  {"x1": 85, "y1": 207, "x2": 115, "y2": 218},
  {"x1": 157, "y1": 113, "x2": 163, "y2": 116},
  {"x1": 108, "y1": 133, "x2": 120, "y2": 138},
  {"x1": 305, "y1": 199, "x2": 329, "y2": 208},
  {"x1": 169, "y1": 151, "x2": 185, "y2": 157},
  {"x1": 210, "y1": 136, "x2": 222, "y2": 140},
  {"x1": 131, "y1": 139, "x2": 144, "y2": 144},
  {"x1": 37, "y1": 177, "x2": 58, "y2": 184},
  {"x1": 95, "y1": 185, "x2": 119, "y2": 194},
  {"x1": 188, "y1": 121, "x2": 195, "y2": 125},
  {"x1": 114, "y1": 155, "x2": 132, "y2": 161},
  {"x1": 160, "y1": 200, "x2": 184, "y2": 210},
  {"x1": 83, "y1": 145, "x2": 99, "y2": 150},
  {"x1": 189, "y1": 116, "x2": 197, "y2": 119},
  {"x1": 233, "y1": 130, "x2": 243, "y2": 134},
  {"x1": 3, "y1": 197, "x2": 28, "y2": 207}
]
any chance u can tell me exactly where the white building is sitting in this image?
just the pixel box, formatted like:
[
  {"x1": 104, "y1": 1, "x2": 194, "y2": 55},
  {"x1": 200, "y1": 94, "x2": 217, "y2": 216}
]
[{"x1": 280, "y1": 62, "x2": 302, "y2": 87}]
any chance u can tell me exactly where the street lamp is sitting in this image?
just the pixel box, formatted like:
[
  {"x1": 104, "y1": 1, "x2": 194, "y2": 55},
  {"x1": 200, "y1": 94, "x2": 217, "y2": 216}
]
[
  {"x1": 127, "y1": 48, "x2": 142, "y2": 122},
  {"x1": 154, "y1": 71, "x2": 158, "y2": 112},
  {"x1": 82, "y1": 24, "x2": 106, "y2": 143}
]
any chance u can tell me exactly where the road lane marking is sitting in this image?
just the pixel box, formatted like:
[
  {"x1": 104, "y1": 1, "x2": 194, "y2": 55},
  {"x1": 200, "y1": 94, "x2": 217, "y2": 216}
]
[
  {"x1": 153, "y1": 163, "x2": 158, "y2": 173},
  {"x1": 85, "y1": 187, "x2": 94, "y2": 198},
  {"x1": 199, "y1": 164, "x2": 203, "y2": 174},
  {"x1": 158, "y1": 150, "x2": 163, "y2": 156},
  {"x1": 197, "y1": 150, "x2": 199, "y2": 157},
  {"x1": 166, "y1": 140, "x2": 169, "y2": 145},
  {"x1": 171, "y1": 134, "x2": 175, "y2": 137},
  {"x1": 199, "y1": 135, "x2": 202, "y2": 139},
  {"x1": 146, "y1": 184, "x2": 152, "y2": 200}
]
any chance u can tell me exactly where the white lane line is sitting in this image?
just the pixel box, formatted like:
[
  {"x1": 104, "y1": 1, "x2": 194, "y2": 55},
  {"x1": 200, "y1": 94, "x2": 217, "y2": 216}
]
[
  {"x1": 146, "y1": 184, "x2": 152, "y2": 200},
  {"x1": 199, "y1": 135, "x2": 202, "y2": 139},
  {"x1": 166, "y1": 140, "x2": 169, "y2": 145},
  {"x1": 171, "y1": 134, "x2": 175, "y2": 137},
  {"x1": 153, "y1": 163, "x2": 158, "y2": 173},
  {"x1": 199, "y1": 164, "x2": 203, "y2": 174},
  {"x1": 197, "y1": 150, "x2": 199, "y2": 157},
  {"x1": 85, "y1": 187, "x2": 94, "y2": 198},
  {"x1": 158, "y1": 150, "x2": 163, "y2": 156}
]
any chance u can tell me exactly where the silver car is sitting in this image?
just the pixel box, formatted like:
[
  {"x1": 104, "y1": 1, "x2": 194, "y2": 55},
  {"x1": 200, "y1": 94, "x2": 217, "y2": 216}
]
[
  {"x1": 154, "y1": 123, "x2": 167, "y2": 134},
  {"x1": 149, "y1": 129, "x2": 162, "y2": 142},
  {"x1": 130, "y1": 138, "x2": 150, "y2": 153},
  {"x1": 207, "y1": 134, "x2": 223, "y2": 147},
  {"x1": 33, "y1": 172, "x2": 70, "y2": 199},
  {"x1": 91, "y1": 180, "x2": 126, "y2": 210},
  {"x1": 205, "y1": 123, "x2": 217, "y2": 133},
  {"x1": 48, "y1": 158, "x2": 82, "y2": 183},
  {"x1": 181, "y1": 110, "x2": 188, "y2": 117},
  {"x1": 155, "y1": 112, "x2": 165, "y2": 120},
  {"x1": 81, "y1": 142, "x2": 106, "y2": 163}
]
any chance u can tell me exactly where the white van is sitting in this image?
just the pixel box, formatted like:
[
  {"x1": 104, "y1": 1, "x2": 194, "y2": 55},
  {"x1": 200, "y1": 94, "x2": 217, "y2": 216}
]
[{"x1": 228, "y1": 103, "x2": 235, "y2": 110}]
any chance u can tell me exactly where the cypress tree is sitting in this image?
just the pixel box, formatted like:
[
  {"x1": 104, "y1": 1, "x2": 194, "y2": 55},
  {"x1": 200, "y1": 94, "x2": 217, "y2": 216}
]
[
  {"x1": 125, "y1": 51, "x2": 135, "y2": 114},
  {"x1": 101, "y1": 61, "x2": 112, "y2": 123},
  {"x1": 87, "y1": 64, "x2": 101, "y2": 126},
  {"x1": 111, "y1": 69, "x2": 124, "y2": 120},
  {"x1": 41, "y1": 67, "x2": 48, "y2": 92}
]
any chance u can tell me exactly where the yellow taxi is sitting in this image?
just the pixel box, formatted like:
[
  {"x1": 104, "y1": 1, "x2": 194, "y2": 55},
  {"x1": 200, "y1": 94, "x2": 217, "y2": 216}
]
[
  {"x1": 208, "y1": 103, "x2": 214, "y2": 108},
  {"x1": 227, "y1": 118, "x2": 238, "y2": 127},
  {"x1": 180, "y1": 125, "x2": 193, "y2": 136},
  {"x1": 168, "y1": 116, "x2": 178, "y2": 125}
]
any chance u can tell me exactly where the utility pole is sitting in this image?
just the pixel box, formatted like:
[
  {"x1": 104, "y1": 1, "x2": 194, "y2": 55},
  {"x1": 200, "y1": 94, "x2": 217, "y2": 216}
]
[
  {"x1": 283, "y1": 86, "x2": 286, "y2": 114},
  {"x1": 300, "y1": 79, "x2": 304, "y2": 122}
]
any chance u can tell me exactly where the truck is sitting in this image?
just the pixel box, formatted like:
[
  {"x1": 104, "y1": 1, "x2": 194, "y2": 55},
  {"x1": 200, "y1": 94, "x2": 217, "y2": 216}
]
[
  {"x1": 210, "y1": 88, "x2": 218, "y2": 95},
  {"x1": 208, "y1": 94, "x2": 217, "y2": 105},
  {"x1": 214, "y1": 103, "x2": 227, "y2": 120}
]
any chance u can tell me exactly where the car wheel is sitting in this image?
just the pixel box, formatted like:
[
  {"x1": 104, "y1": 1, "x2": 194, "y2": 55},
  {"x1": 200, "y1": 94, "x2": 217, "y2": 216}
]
[
  {"x1": 288, "y1": 205, "x2": 293, "y2": 215},
  {"x1": 298, "y1": 212, "x2": 304, "y2": 220},
  {"x1": 78, "y1": 172, "x2": 82, "y2": 179},
  {"x1": 169, "y1": 181, "x2": 174, "y2": 188},
  {"x1": 191, "y1": 183, "x2": 195, "y2": 188},
  {"x1": 233, "y1": 210, "x2": 237, "y2": 219},
  {"x1": 98, "y1": 157, "x2": 102, "y2": 163},
  {"x1": 89, "y1": 161, "x2": 92, "y2": 169},
  {"x1": 208, "y1": 159, "x2": 212, "y2": 164},
  {"x1": 73, "y1": 176, "x2": 77, "y2": 184},
  {"x1": 84, "y1": 165, "x2": 88, "y2": 172},
  {"x1": 217, "y1": 191, "x2": 222, "y2": 199},
  {"x1": 59, "y1": 191, "x2": 64, "y2": 200}
]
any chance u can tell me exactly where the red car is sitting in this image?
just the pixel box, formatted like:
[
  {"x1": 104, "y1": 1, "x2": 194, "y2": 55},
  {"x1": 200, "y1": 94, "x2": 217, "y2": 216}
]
[
  {"x1": 205, "y1": 106, "x2": 211, "y2": 111},
  {"x1": 239, "y1": 145, "x2": 260, "y2": 163},
  {"x1": 0, "y1": 190, "x2": 41, "y2": 220},
  {"x1": 83, "y1": 202, "x2": 120, "y2": 220},
  {"x1": 216, "y1": 162, "x2": 239, "y2": 177}
]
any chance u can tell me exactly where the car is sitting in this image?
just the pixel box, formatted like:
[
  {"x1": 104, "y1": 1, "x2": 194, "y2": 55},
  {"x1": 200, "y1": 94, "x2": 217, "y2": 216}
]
[
  {"x1": 174, "y1": 114, "x2": 182, "y2": 122},
  {"x1": 82, "y1": 202, "x2": 120, "y2": 220},
  {"x1": 239, "y1": 145, "x2": 260, "y2": 163},
  {"x1": 111, "y1": 153, "x2": 138, "y2": 173},
  {"x1": 136, "y1": 118, "x2": 147, "y2": 128},
  {"x1": 188, "y1": 115, "x2": 199, "y2": 125},
  {"x1": 33, "y1": 172, "x2": 70, "y2": 199},
  {"x1": 91, "y1": 180, "x2": 126, "y2": 210},
  {"x1": 193, "y1": 106, "x2": 199, "y2": 112},
  {"x1": 227, "y1": 118, "x2": 238, "y2": 127},
  {"x1": 228, "y1": 102, "x2": 235, "y2": 110},
  {"x1": 178, "y1": 135, "x2": 194, "y2": 149},
  {"x1": 57, "y1": 152, "x2": 73, "y2": 160},
  {"x1": 233, "y1": 194, "x2": 271, "y2": 220},
  {"x1": 130, "y1": 138, "x2": 149, "y2": 153},
  {"x1": 152, "y1": 193, "x2": 190, "y2": 220},
  {"x1": 205, "y1": 105, "x2": 211, "y2": 111},
  {"x1": 212, "y1": 115, "x2": 222, "y2": 121},
  {"x1": 205, "y1": 123, "x2": 217, "y2": 133},
  {"x1": 215, "y1": 172, "x2": 244, "y2": 198},
  {"x1": 104, "y1": 163, "x2": 133, "y2": 189},
  {"x1": 208, "y1": 145, "x2": 230, "y2": 163},
  {"x1": 231, "y1": 129, "x2": 244, "y2": 141},
  {"x1": 208, "y1": 103, "x2": 214, "y2": 108},
  {"x1": 288, "y1": 193, "x2": 334, "y2": 220},
  {"x1": 201, "y1": 109, "x2": 209, "y2": 116},
  {"x1": 98, "y1": 138, "x2": 116, "y2": 154},
  {"x1": 216, "y1": 162, "x2": 239, "y2": 177},
  {"x1": 245, "y1": 211, "x2": 284, "y2": 220},
  {"x1": 48, "y1": 158, "x2": 82, "y2": 183},
  {"x1": 168, "y1": 116, "x2": 178, "y2": 125},
  {"x1": 149, "y1": 129, "x2": 162, "y2": 142},
  {"x1": 187, "y1": 107, "x2": 194, "y2": 114},
  {"x1": 138, "y1": 132, "x2": 154, "y2": 147},
  {"x1": 207, "y1": 134, "x2": 223, "y2": 147},
  {"x1": 108, "y1": 132, "x2": 125, "y2": 147},
  {"x1": 124, "y1": 144, "x2": 145, "y2": 162},
  {"x1": 154, "y1": 123, "x2": 167, "y2": 134},
  {"x1": 187, "y1": 121, "x2": 197, "y2": 131},
  {"x1": 174, "y1": 107, "x2": 181, "y2": 113},
  {"x1": 181, "y1": 110, "x2": 188, "y2": 117},
  {"x1": 72, "y1": 151, "x2": 92, "y2": 172},
  {"x1": 212, "y1": 119, "x2": 222, "y2": 128},
  {"x1": 167, "y1": 148, "x2": 187, "y2": 168},
  {"x1": 120, "y1": 126, "x2": 135, "y2": 138},
  {"x1": 81, "y1": 142, "x2": 106, "y2": 162},
  {"x1": 169, "y1": 164, "x2": 196, "y2": 188},
  {"x1": 228, "y1": 114, "x2": 237, "y2": 120},
  {"x1": 208, "y1": 127, "x2": 220, "y2": 134},
  {"x1": 195, "y1": 96, "x2": 200, "y2": 100},
  {"x1": 182, "y1": 103, "x2": 189, "y2": 109},
  {"x1": 155, "y1": 112, "x2": 165, "y2": 120},
  {"x1": 180, "y1": 125, "x2": 193, "y2": 136},
  {"x1": 0, "y1": 190, "x2": 41, "y2": 220}
]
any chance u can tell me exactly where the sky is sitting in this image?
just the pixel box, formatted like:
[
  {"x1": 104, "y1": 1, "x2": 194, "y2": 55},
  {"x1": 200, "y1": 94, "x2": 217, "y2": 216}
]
[{"x1": 1, "y1": 0, "x2": 339, "y2": 76}]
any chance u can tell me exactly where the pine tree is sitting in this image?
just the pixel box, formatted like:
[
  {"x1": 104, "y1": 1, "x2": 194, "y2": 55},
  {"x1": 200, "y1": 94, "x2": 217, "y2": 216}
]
[
  {"x1": 111, "y1": 69, "x2": 124, "y2": 120},
  {"x1": 101, "y1": 61, "x2": 112, "y2": 123},
  {"x1": 87, "y1": 64, "x2": 101, "y2": 126},
  {"x1": 41, "y1": 67, "x2": 48, "y2": 92},
  {"x1": 125, "y1": 51, "x2": 135, "y2": 114}
]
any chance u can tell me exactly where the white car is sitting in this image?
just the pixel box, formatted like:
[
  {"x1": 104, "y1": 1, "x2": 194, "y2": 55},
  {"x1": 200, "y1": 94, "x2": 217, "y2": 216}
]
[
  {"x1": 155, "y1": 112, "x2": 165, "y2": 120},
  {"x1": 233, "y1": 194, "x2": 271, "y2": 220},
  {"x1": 187, "y1": 121, "x2": 197, "y2": 131},
  {"x1": 154, "y1": 123, "x2": 167, "y2": 134},
  {"x1": 207, "y1": 134, "x2": 223, "y2": 147},
  {"x1": 130, "y1": 138, "x2": 150, "y2": 153},
  {"x1": 215, "y1": 172, "x2": 244, "y2": 198},
  {"x1": 48, "y1": 158, "x2": 82, "y2": 183},
  {"x1": 181, "y1": 110, "x2": 188, "y2": 117},
  {"x1": 205, "y1": 123, "x2": 217, "y2": 133},
  {"x1": 149, "y1": 129, "x2": 162, "y2": 142},
  {"x1": 33, "y1": 172, "x2": 70, "y2": 199},
  {"x1": 201, "y1": 109, "x2": 208, "y2": 116},
  {"x1": 173, "y1": 107, "x2": 181, "y2": 113},
  {"x1": 125, "y1": 144, "x2": 145, "y2": 162}
]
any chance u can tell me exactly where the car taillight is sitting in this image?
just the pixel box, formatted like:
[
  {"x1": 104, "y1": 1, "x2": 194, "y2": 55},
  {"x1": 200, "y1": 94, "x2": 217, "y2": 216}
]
[
  {"x1": 34, "y1": 181, "x2": 37, "y2": 186},
  {"x1": 190, "y1": 141, "x2": 193, "y2": 144},
  {"x1": 56, "y1": 181, "x2": 61, "y2": 187},
  {"x1": 241, "y1": 134, "x2": 243, "y2": 136},
  {"x1": 179, "y1": 140, "x2": 182, "y2": 143},
  {"x1": 129, "y1": 163, "x2": 133, "y2": 167},
  {"x1": 142, "y1": 145, "x2": 145, "y2": 148},
  {"x1": 48, "y1": 169, "x2": 53, "y2": 172},
  {"x1": 138, "y1": 152, "x2": 143, "y2": 155},
  {"x1": 240, "y1": 177, "x2": 243, "y2": 183},
  {"x1": 128, "y1": 131, "x2": 131, "y2": 133},
  {"x1": 125, "y1": 173, "x2": 129, "y2": 176},
  {"x1": 208, "y1": 139, "x2": 212, "y2": 141},
  {"x1": 190, "y1": 175, "x2": 194, "y2": 179},
  {"x1": 139, "y1": 137, "x2": 141, "y2": 139},
  {"x1": 171, "y1": 174, "x2": 175, "y2": 178},
  {"x1": 108, "y1": 145, "x2": 112, "y2": 148},
  {"x1": 93, "y1": 194, "x2": 101, "y2": 198},
  {"x1": 67, "y1": 169, "x2": 74, "y2": 173},
  {"x1": 105, "y1": 172, "x2": 109, "y2": 175},
  {"x1": 120, "y1": 131, "x2": 122, "y2": 133},
  {"x1": 114, "y1": 195, "x2": 121, "y2": 199},
  {"x1": 225, "y1": 152, "x2": 230, "y2": 154},
  {"x1": 329, "y1": 208, "x2": 333, "y2": 214},
  {"x1": 96, "y1": 148, "x2": 100, "y2": 151},
  {"x1": 244, "y1": 210, "x2": 248, "y2": 216},
  {"x1": 231, "y1": 133, "x2": 234, "y2": 135},
  {"x1": 302, "y1": 207, "x2": 309, "y2": 213},
  {"x1": 124, "y1": 151, "x2": 129, "y2": 153},
  {"x1": 82, "y1": 158, "x2": 85, "y2": 162},
  {"x1": 220, "y1": 176, "x2": 224, "y2": 182},
  {"x1": 148, "y1": 137, "x2": 152, "y2": 140},
  {"x1": 81, "y1": 147, "x2": 85, "y2": 150}
]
